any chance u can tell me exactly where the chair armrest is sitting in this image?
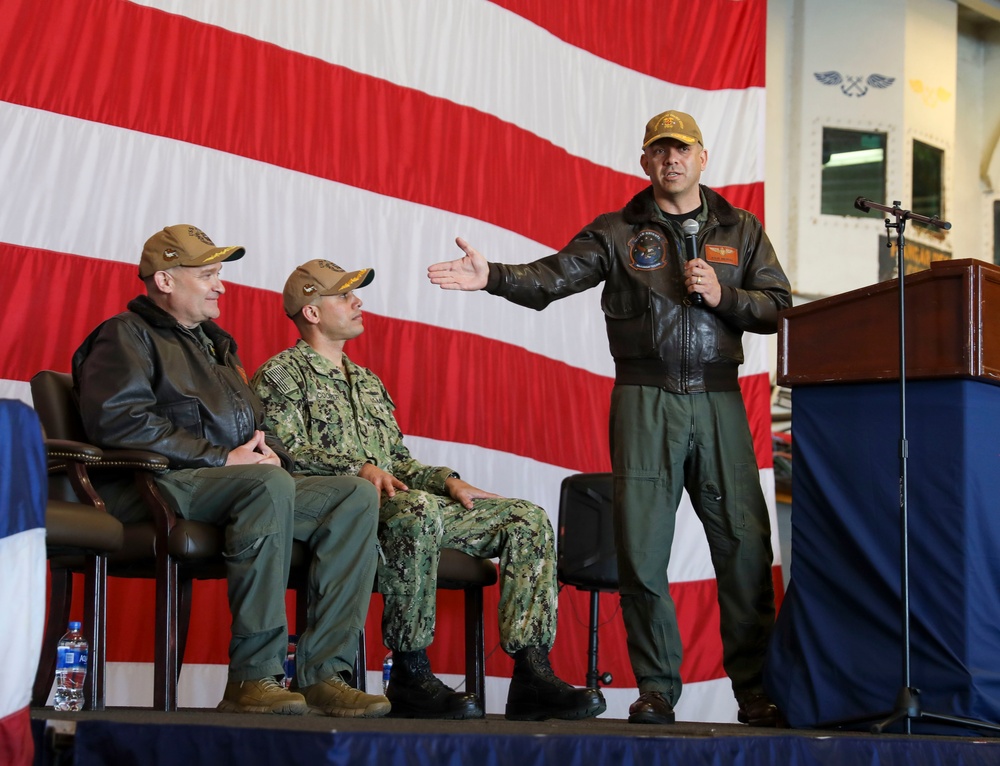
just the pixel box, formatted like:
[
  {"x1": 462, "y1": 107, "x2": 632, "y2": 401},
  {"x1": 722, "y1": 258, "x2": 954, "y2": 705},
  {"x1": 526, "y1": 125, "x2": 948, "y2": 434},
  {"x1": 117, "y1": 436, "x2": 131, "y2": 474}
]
[
  {"x1": 45, "y1": 438, "x2": 103, "y2": 464},
  {"x1": 44, "y1": 441, "x2": 169, "y2": 473},
  {"x1": 45, "y1": 442, "x2": 170, "y2": 512},
  {"x1": 92, "y1": 449, "x2": 171, "y2": 473},
  {"x1": 106, "y1": 450, "x2": 182, "y2": 534},
  {"x1": 44, "y1": 438, "x2": 108, "y2": 509}
]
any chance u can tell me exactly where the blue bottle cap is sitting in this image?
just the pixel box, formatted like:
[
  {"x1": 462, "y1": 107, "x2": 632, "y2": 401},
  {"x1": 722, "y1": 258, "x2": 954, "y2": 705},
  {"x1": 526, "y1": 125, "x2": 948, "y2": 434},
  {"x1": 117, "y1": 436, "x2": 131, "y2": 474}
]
[{"x1": 69, "y1": 621, "x2": 82, "y2": 631}]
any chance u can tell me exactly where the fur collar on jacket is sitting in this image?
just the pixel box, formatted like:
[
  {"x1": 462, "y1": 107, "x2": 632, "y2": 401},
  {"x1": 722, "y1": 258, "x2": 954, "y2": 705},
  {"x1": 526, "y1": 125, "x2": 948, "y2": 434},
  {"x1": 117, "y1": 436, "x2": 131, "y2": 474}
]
[
  {"x1": 622, "y1": 185, "x2": 740, "y2": 227},
  {"x1": 126, "y1": 294, "x2": 237, "y2": 352}
]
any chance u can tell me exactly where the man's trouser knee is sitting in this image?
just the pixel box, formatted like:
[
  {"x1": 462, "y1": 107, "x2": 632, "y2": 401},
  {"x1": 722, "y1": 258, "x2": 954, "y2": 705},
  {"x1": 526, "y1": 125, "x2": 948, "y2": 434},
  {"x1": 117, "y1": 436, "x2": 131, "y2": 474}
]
[
  {"x1": 377, "y1": 491, "x2": 558, "y2": 653},
  {"x1": 377, "y1": 490, "x2": 446, "y2": 652},
  {"x1": 154, "y1": 464, "x2": 296, "y2": 681},
  {"x1": 292, "y1": 475, "x2": 379, "y2": 686}
]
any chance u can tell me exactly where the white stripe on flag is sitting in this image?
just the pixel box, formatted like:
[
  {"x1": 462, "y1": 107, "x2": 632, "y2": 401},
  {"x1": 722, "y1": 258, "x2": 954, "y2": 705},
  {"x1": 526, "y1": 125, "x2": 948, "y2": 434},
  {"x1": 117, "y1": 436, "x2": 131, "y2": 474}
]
[
  {"x1": 411, "y1": 435, "x2": 781, "y2": 580},
  {"x1": 0, "y1": 380, "x2": 31, "y2": 406},
  {"x1": 127, "y1": 0, "x2": 764, "y2": 187},
  {"x1": 0, "y1": 528, "x2": 46, "y2": 719},
  {"x1": 0, "y1": 101, "x2": 616, "y2": 375},
  {"x1": 0, "y1": 101, "x2": 770, "y2": 381}
]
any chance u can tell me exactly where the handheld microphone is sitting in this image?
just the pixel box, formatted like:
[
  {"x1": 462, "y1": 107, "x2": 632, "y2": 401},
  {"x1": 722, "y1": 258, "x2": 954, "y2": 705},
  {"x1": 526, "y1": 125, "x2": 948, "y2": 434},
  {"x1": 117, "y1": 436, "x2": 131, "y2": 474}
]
[{"x1": 681, "y1": 219, "x2": 704, "y2": 306}]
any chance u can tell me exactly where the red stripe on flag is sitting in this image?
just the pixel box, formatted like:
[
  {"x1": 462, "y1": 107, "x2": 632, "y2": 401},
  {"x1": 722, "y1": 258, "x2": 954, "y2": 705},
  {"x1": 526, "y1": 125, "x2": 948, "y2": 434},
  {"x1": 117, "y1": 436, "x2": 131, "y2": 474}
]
[
  {"x1": 740, "y1": 371, "x2": 775, "y2": 471},
  {"x1": 2, "y1": 245, "x2": 614, "y2": 470},
  {"x1": 2, "y1": 244, "x2": 774, "y2": 472},
  {"x1": 0, "y1": 0, "x2": 763, "y2": 254},
  {"x1": 489, "y1": 0, "x2": 767, "y2": 90},
  {"x1": 72, "y1": 564, "x2": 782, "y2": 686},
  {"x1": 0, "y1": 707, "x2": 33, "y2": 766}
]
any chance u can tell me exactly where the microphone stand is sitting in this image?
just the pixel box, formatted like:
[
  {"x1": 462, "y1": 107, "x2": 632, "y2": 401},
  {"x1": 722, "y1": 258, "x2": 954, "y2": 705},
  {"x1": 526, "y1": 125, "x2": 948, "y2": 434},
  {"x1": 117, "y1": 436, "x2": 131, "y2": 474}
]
[{"x1": 831, "y1": 198, "x2": 1000, "y2": 735}]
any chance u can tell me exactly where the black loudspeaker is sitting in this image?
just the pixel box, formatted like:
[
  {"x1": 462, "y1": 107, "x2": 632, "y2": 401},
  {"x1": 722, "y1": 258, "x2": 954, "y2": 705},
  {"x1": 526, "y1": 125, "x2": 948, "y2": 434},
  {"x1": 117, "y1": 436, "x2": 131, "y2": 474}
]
[{"x1": 557, "y1": 472, "x2": 618, "y2": 591}]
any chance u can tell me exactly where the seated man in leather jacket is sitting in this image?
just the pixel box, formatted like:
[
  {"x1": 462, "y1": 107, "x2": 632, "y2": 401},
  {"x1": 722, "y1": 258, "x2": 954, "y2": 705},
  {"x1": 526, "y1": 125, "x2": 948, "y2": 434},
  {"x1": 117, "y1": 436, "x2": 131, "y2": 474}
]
[{"x1": 72, "y1": 224, "x2": 389, "y2": 718}]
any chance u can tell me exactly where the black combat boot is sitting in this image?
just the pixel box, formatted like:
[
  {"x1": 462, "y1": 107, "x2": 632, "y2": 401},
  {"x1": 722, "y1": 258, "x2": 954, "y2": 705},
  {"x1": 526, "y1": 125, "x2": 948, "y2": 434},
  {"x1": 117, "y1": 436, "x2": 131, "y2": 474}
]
[
  {"x1": 505, "y1": 646, "x2": 606, "y2": 721},
  {"x1": 386, "y1": 649, "x2": 483, "y2": 719}
]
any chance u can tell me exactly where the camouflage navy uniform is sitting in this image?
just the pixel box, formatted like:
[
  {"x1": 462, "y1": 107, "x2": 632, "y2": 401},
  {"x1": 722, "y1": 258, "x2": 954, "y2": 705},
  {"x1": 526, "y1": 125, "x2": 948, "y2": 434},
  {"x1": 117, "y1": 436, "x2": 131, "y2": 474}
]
[{"x1": 252, "y1": 340, "x2": 558, "y2": 654}]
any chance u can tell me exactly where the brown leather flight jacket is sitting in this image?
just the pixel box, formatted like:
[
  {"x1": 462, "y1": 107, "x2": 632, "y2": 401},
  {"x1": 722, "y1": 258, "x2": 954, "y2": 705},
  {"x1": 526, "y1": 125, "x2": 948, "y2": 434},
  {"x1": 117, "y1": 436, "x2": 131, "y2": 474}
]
[
  {"x1": 72, "y1": 295, "x2": 290, "y2": 469},
  {"x1": 484, "y1": 185, "x2": 792, "y2": 393}
]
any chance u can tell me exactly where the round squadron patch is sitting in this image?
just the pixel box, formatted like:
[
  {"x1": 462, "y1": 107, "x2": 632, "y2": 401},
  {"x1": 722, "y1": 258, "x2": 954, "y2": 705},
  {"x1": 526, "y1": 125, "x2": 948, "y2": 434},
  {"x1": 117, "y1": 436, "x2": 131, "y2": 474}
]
[{"x1": 628, "y1": 229, "x2": 667, "y2": 271}]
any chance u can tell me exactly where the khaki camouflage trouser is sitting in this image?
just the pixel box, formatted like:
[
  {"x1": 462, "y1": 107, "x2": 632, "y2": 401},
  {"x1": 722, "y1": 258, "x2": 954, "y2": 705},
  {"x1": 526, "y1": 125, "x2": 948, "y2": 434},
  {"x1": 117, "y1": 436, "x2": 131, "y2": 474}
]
[{"x1": 376, "y1": 490, "x2": 557, "y2": 655}]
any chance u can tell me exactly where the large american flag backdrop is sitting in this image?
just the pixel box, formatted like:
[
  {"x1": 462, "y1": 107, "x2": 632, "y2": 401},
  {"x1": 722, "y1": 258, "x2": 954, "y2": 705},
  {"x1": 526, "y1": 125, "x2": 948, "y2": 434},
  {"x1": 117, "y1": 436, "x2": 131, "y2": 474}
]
[{"x1": 0, "y1": 0, "x2": 779, "y2": 722}]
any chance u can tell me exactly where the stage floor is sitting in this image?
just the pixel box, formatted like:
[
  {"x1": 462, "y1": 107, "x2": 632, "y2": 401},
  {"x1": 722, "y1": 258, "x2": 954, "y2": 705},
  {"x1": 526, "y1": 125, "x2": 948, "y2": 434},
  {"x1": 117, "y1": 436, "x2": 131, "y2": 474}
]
[{"x1": 30, "y1": 706, "x2": 1000, "y2": 766}]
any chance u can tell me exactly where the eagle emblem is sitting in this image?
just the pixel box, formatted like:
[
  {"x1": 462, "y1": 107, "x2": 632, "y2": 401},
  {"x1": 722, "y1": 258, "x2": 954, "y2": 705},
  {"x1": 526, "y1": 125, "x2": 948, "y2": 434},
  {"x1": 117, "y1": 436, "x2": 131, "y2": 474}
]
[{"x1": 628, "y1": 229, "x2": 667, "y2": 271}]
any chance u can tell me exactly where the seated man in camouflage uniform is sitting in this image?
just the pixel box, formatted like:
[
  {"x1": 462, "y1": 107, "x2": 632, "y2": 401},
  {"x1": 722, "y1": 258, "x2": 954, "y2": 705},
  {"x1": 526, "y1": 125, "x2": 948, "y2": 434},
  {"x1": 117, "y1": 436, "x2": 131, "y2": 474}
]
[{"x1": 252, "y1": 259, "x2": 606, "y2": 721}]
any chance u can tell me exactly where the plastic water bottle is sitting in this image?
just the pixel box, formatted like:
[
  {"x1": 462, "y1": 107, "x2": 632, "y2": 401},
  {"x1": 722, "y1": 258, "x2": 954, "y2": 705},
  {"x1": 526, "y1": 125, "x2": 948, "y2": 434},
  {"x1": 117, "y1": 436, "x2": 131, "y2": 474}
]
[
  {"x1": 54, "y1": 621, "x2": 88, "y2": 711},
  {"x1": 283, "y1": 635, "x2": 297, "y2": 689},
  {"x1": 382, "y1": 651, "x2": 393, "y2": 693}
]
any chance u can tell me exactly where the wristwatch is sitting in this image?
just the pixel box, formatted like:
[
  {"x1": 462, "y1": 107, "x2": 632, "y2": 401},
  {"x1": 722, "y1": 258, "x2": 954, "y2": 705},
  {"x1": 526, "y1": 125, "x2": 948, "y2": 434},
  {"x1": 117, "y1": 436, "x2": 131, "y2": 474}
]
[{"x1": 444, "y1": 471, "x2": 460, "y2": 481}]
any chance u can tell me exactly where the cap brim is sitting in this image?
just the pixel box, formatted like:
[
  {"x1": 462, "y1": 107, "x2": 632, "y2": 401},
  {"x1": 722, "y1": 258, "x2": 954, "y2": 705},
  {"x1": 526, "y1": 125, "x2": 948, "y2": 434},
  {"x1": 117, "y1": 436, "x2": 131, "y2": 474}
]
[
  {"x1": 138, "y1": 245, "x2": 246, "y2": 278},
  {"x1": 330, "y1": 267, "x2": 375, "y2": 294},
  {"x1": 198, "y1": 245, "x2": 246, "y2": 266},
  {"x1": 643, "y1": 132, "x2": 699, "y2": 148}
]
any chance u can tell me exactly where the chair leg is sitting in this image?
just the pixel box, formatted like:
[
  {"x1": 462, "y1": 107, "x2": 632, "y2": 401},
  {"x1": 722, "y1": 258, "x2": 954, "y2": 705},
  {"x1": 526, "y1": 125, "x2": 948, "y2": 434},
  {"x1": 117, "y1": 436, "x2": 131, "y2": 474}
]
[
  {"x1": 82, "y1": 554, "x2": 108, "y2": 710},
  {"x1": 33, "y1": 566, "x2": 73, "y2": 706},
  {"x1": 355, "y1": 627, "x2": 367, "y2": 692},
  {"x1": 463, "y1": 586, "x2": 486, "y2": 710},
  {"x1": 587, "y1": 590, "x2": 600, "y2": 690},
  {"x1": 154, "y1": 555, "x2": 180, "y2": 711},
  {"x1": 294, "y1": 582, "x2": 307, "y2": 645},
  {"x1": 177, "y1": 578, "x2": 193, "y2": 675}
]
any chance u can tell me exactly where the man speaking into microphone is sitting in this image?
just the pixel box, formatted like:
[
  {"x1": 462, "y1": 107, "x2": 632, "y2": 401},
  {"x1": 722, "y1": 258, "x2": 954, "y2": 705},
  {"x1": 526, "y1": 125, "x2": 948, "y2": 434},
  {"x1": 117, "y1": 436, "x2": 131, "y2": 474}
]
[
  {"x1": 681, "y1": 218, "x2": 705, "y2": 306},
  {"x1": 428, "y1": 110, "x2": 791, "y2": 727}
]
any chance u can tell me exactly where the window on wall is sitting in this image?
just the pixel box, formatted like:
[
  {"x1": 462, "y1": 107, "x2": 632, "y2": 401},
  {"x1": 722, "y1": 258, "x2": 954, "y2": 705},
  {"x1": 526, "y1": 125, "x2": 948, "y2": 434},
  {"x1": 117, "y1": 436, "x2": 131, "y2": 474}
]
[
  {"x1": 911, "y1": 140, "x2": 945, "y2": 231},
  {"x1": 821, "y1": 128, "x2": 887, "y2": 218}
]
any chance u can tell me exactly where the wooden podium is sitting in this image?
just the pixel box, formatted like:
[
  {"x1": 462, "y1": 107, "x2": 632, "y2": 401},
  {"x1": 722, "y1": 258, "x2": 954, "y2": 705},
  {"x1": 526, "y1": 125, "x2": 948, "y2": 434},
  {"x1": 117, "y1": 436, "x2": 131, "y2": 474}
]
[
  {"x1": 764, "y1": 257, "x2": 1000, "y2": 734},
  {"x1": 778, "y1": 258, "x2": 1000, "y2": 387}
]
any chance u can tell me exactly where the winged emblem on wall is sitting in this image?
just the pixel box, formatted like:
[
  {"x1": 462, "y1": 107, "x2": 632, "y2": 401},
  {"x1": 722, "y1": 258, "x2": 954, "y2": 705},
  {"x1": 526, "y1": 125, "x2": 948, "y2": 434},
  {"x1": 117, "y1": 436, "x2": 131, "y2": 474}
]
[{"x1": 814, "y1": 71, "x2": 895, "y2": 97}]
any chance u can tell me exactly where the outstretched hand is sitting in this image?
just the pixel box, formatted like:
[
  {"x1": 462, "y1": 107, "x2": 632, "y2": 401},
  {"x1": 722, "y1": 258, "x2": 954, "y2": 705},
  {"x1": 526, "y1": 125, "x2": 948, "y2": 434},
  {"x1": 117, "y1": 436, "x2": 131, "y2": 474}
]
[{"x1": 427, "y1": 237, "x2": 489, "y2": 291}]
